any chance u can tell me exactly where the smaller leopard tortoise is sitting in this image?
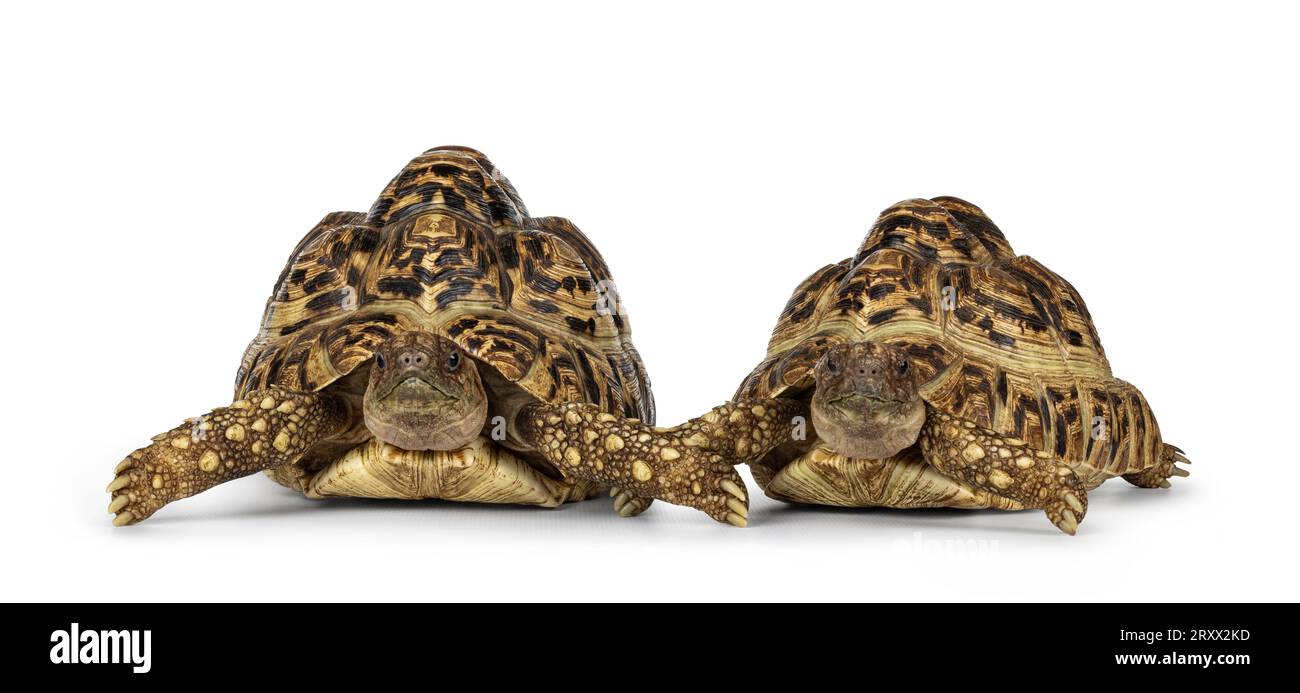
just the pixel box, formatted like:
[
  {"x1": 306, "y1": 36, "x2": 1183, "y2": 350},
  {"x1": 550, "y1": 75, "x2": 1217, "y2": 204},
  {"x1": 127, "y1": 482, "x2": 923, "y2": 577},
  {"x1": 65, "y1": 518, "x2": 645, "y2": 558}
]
[
  {"x1": 107, "y1": 146, "x2": 758, "y2": 526},
  {"x1": 695, "y1": 197, "x2": 1189, "y2": 534}
]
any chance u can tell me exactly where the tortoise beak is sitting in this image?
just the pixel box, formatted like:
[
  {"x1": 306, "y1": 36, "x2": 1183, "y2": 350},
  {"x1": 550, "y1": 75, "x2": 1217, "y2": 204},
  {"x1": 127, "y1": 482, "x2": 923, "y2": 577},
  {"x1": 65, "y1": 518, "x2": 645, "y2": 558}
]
[{"x1": 382, "y1": 376, "x2": 459, "y2": 404}]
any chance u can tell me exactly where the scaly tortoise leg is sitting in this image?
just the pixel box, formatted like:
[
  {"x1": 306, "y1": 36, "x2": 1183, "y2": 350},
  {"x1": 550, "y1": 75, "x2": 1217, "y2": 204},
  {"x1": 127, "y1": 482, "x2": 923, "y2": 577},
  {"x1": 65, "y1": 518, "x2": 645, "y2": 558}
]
[
  {"x1": 624, "y1": 398, "x2": 807, "y2": 520},
  {"x1": 517, "y1": 400, "x2": 806, "y2": 526},
  {"x1": 694, "y1": 399, "x2": 811, "y2": 462},
  {"x1": 604, "y1": 394, "x2": 807, "y2": 518},
  {"x1": 518, "y1": 403, "x2": 747, "y2": 526},
  {"x1": 672, "y1": 397, "x2": 812, "y2": 511},
  {"x1": 107, "y1": 388, "x2": 349, "y2": 526},
  {"x1": 918, "y1": 406, "x2": 1088, "y2": 535}
]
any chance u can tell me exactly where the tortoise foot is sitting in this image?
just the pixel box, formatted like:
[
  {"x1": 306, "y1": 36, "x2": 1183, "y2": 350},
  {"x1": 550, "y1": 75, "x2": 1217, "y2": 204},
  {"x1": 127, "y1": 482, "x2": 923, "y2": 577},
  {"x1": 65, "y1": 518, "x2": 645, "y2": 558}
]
[
  {"x1": 1123, "y1": 444, "x2": 1191, "y2": 489},
  {"x1": 611, "y1": 488, "x2": 653, "y2": 517}
]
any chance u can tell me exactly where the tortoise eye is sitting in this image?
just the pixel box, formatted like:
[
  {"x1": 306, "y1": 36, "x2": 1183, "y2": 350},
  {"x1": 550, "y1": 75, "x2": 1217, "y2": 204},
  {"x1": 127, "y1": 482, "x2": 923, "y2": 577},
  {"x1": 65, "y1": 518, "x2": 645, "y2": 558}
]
[
  {"x1": 826, "y1": 356, "x2": 840, "y2": 375},
  {"x1": 375, "y1": 353, "x2": 386, "y2": 369},
  {"x1": 898, "y1": 359, "x2": 909, "y2": 375},
  {"x1": 446, "y1": 350, "x2": 460, "y2": 371}
]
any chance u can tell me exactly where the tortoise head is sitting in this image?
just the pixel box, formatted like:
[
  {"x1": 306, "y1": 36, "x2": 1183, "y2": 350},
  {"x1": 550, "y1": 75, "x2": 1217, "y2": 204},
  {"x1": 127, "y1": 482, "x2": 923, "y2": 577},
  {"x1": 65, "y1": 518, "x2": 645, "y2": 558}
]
[
  {"x1": 810, "y1": 342, "x2": 924, "y2": 459},
  {"x1": 362, "y1": 331, "x2": 488, "y2": 450}
]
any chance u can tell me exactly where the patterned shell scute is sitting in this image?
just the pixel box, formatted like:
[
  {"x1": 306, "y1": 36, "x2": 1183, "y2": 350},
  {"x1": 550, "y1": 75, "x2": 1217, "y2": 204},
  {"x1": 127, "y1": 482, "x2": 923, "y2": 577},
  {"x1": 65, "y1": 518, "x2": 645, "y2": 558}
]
[
  {"x1": 235, "y1": 147, "x2": 654, "y2": 424},
  {"x1": 737, "y1": 196, "x2": 1162, "y2": 476}
]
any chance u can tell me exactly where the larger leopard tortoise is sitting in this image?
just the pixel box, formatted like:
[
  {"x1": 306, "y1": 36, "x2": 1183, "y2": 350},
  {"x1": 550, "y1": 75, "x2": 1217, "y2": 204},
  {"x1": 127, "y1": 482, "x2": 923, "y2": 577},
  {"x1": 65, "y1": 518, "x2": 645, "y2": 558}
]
[
  {"x1": 107, "y1": 146, "x2": 749, "y2": 526},
  {"x1": 704, "y1": 197, "x2": 1189, "y2": 534}
]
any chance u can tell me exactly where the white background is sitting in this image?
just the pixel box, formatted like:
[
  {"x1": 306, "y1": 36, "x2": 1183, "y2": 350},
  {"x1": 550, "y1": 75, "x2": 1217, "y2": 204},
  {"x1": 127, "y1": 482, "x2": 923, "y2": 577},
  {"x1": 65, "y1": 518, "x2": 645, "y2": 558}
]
[{"x1": 2, "y1": 1, "x2": 1296, "y2": 602}]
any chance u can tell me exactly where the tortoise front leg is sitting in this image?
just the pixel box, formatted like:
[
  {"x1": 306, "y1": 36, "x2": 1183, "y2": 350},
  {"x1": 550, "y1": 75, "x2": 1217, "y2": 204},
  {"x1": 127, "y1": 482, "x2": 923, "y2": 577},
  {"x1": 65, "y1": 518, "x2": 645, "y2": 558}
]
[
  {"x1": 918, "y1": 405, "x2": 1088, "y2": 535},
  {"x1": 517, "y1": 399, "x2": 807, "y2": 526},
  {"x1": 606, "y1": 408, "x2": 793, "y2": 516},
  {"x1": 107, "y1": 388, "x2": 349, "y2": 526}
]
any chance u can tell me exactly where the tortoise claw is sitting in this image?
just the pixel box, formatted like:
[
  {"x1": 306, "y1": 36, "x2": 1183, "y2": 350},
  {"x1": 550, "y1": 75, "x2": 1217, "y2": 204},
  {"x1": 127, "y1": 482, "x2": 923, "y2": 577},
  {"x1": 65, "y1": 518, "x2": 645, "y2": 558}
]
[
  {"x1": 1054, "y1": 509, "x2": 1079, "y2": 535},
  {"x1": 611, "y1": 488, "x2": 651, "y2": 518},
  {"x1": 720, "y1": 479, "x2": 747, "y2": 503},
  {"x1": 726, "y1": 497, "x2": 748, "y2": 519}
]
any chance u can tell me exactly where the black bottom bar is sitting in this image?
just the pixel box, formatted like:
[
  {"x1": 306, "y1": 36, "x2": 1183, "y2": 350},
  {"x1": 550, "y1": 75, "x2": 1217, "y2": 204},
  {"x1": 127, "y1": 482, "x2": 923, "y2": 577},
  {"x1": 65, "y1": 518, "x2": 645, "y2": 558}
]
[{"x1": 5, "y1": 603, "x2": 1288, "y2": 683}]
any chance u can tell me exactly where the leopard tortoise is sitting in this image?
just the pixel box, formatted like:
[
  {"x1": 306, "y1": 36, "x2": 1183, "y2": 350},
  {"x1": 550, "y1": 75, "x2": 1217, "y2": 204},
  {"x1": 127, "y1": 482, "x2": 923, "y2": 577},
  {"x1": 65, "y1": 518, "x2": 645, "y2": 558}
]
[
  {"x1": 107, "y1": 146, "x2": 750, "y2": 526},
  {"x1": 707, "y1": 197, "x2": 1189, "y2": 534}
]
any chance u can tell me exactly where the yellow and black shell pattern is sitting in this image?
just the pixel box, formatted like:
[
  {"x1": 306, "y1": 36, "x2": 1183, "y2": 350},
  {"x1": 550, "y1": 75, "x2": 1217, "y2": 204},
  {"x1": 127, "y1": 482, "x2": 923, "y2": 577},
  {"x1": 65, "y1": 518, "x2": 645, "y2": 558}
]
[
  {"x1": 736, "y1": 197, "x2": 1164, "y2": 478},
  {"x1": 234, "y1": 146, "x2": 654, "y2": 425}
]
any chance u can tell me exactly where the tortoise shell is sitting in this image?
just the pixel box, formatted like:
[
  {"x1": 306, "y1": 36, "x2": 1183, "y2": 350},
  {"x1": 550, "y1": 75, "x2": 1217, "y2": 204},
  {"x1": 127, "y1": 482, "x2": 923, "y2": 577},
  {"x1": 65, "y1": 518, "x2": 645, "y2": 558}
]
[
  {"x1": 736, "y1": 197, "x2": 1163, "y2": 477},
  {"x1": 234, "y1": 146, "x2": 654, "y2": 425}
]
